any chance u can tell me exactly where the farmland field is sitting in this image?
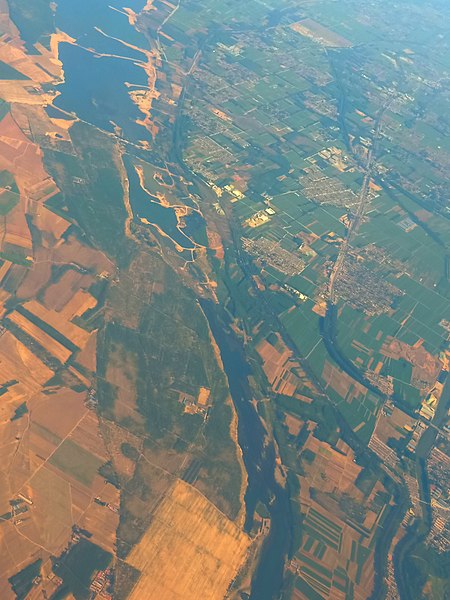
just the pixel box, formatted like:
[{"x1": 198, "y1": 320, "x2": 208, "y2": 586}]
[
  {"x1": 0, "y1": 0, "x2": 450, "y2": 597},
  {"x1": 126, "y1": 480, "x2": 251, "y2": 600}
]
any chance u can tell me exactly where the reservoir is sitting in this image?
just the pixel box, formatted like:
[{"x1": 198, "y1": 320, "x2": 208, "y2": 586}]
[
  {"x1": 55, "y1": 0, "x2": 148, "y2": 51},
  {"x1": 125, "y1": 155, "x2": 196, "y2": 249},
  {"x1": 54, "y1": 43, "x2": 150, "y2": 143},
  {"x1": 53, "y1": 0, "x2": 152, "y2": 142}
]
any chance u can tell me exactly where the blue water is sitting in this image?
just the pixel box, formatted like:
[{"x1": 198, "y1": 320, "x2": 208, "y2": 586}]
[
  {"x1": 52, "y1": 0, "x2": 151, "y2": 142},
  {"x1": 125, "y1": 155, "x2": 195, "y2": 249},
  {"x1": 55, "y1": 0, "x2": 148, "y2": 52},
  {"x1": 200, "y1": 301, "x2": 292, "y2": 600},
  {"x1": 54, "y1": 43, "x2": 149, "y2": 142}
]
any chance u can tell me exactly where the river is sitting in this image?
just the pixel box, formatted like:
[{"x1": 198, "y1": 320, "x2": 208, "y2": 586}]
[{"x1": 200, "y1": 300, "x2": 292, "y2": 600}]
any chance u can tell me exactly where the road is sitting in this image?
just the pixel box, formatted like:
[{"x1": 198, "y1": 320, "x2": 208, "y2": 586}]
[{"x1": 328, "y1": 102, "x2": 390, "y2": 304}]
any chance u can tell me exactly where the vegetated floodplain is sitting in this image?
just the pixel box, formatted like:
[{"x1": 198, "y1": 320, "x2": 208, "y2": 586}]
[{"x1": 8, "y1": 560, "x2": 42, "y2": 600}]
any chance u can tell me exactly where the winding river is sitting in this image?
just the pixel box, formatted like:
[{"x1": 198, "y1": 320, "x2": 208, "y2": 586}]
[{"x1": 200, "y1": 300, "x2": 292, "y2": 600}]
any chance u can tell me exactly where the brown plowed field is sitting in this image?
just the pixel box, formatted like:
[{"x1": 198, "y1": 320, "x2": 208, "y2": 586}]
[
  {"x1": 8, "y1": 310, "x2": 72, "y2": 363},
  {"x1": 126, "y1": 479, "x2": 251, "y2": 600},
  {"x1": 23, "y1": 299, "x2": 91, "y2": 348}
]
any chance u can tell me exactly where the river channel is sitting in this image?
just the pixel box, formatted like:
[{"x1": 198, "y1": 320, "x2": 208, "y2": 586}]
[{"x1": 200, "y1": 300, "x2": 292, "y2": 600}]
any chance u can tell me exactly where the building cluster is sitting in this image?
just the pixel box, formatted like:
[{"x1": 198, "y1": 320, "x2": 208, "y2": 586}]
[
  {"x1": 439, "y1": 319, "x2": 450, "y2": 336},
  {"x1": 427, "y1": 444, "x2": 450, "y2": 552},
  {"x1": 178, "y1": 387, "x2": 212, "y2": 420},
  {"x1": 384, "y1": 558, "x2": 400, "y2": 600},
  {"x1": 85, "y1": 388, "x2": 98, "y2": 410},
  {"x1": 397, "y1": 217, "x2": 416, "y2": 233},
  {"x1": 317, "y1": 146, "x2": 352, "y2": 172},
  {"x1": 304, "y1": 92, "x2": 338, "y2": 120},
  {"x1": 365, "y1": 369, "x2": 394, "y2": 395},
  {"x1": 299, "y1": 164, "x2": 359, "y2": 209},
  {"x1": 418, "y1": 390, "x2": 438, "y2": 421},
  {"x1": 334, "y1": 253, "x2": 402, "y2": 315},
  {"x1": 89, "y1": 568, "x2": 113, "y2": 599},
  {"x1": 368, "y1": 434, "x2": 399, "y2": 471},
  {"x1": 223, "y1": 184, "x2": 245, "y2": 202},
  {"x1": 242, "y1": 237, "x2": 306, "y2": 276},
  {"x1": 402, "y1": 471, "x2": 423, "y2": 519},
  {"x1": 283, "y1": 284, "x2": 308, "y2": 301},
  {"x1": 5, "y1": 495, "x2": 31, "y2": 525},
  {"x1": 94, "y1": 497, "x2": 119, "y2": 514},
  {"x1": 405, "y1": 419, "x2": 427, "y2": 453},
  {"x1": 189, "y1": 135, "x2": 234, "y2": 171},
  {"x1": 245, "y1": 210, "x2": 271, "y2": 228}
]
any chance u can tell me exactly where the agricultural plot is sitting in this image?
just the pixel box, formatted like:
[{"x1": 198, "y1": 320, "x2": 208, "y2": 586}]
[
  {"x1": 173, "y1": 0, "x2": 450, "y2": 465},
  {"x1": 126, "y1": 480, "x2": 251, "y2": 600},
  {"x1": 0, "y1": 44, "x2": 124, "y2": 591},
  {"x1": 291, "y1": 436, "x2": 390, "y2": 599}
]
